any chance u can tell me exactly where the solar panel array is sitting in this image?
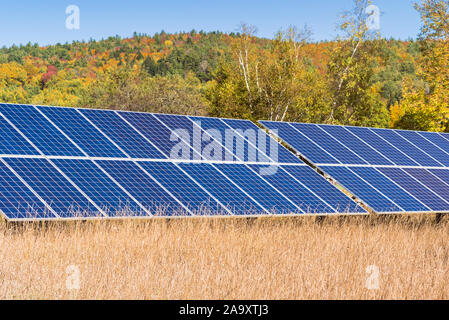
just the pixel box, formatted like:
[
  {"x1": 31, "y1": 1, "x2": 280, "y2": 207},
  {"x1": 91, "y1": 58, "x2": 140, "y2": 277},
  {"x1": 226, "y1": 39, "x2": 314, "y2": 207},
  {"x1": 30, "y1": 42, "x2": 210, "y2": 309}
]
[
  {"x1": 260, "y1": 120, "x2": 449, "y2": 214},
  {"x1": 0, "y1": 103, "x2": 365, "y2": 220}
]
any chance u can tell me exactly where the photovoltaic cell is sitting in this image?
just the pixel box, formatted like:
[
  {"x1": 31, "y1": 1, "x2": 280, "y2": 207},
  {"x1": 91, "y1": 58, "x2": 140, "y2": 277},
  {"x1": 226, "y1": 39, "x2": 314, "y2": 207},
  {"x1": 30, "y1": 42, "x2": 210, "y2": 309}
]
[
  {"x1": 248, "y1": 164, "x2": 335, "y2": 214},
  {"x1": 97, "y1": 160, "x2": 186, "y2": 216},
  {"x1": 349, "y1": 166, "x2": 428, "y2": 212},
  {"x1": 419, "y1": 132, "x2": 449, "y2": 156},
  {"x1": 378, "y1": 167, "x2": 449, "y2": 211},
  {"x1": 222, "y1": 118, "x2": 301, "y2": 163},
  {"x1": 138, "y1": 161, "x2": 226, "y2": 215},
  {"x1": 5, "y1": 158, "x2": 101, "y2": 217},
  {"x1": 281, "y1": 165, "x2": 366, "y2": 214},
  {"x1": 428, "y1": 169, "x2": 449, "y2": 188},
  {"x1": 371, "y1": 128, "x2": 442, "y2": 167},
  {"x1": 403, "y1": 168, "x2": 449, "y2": 203},
  {"x1": 289, "y1": 123, "x2": 367, "y2": 165},
  {"x1": 0, "y1": 160, "x2": 55, "y2": 219},
  {"x1": 320, "y1": 166, "x2": 401, "y2": 213},
  {"x1": 179, "y1": 162, "x2": 266, "y2": 215},
  {"x1": 79, "y1": 109, "x2": 165, "y2": 159},
  {"x1": 259, "y1": 121, "x2": 339, "y2": 164},
  {"x1": 52, "y1": 159, "x2": 142, "y2": 216},
  {"x1": 395, "y1": 130, "x2": 449, "y2": 166},
  {"x1": 0, "y1": 115, "x2": 40, "y2": 156},
  {"x1": 0, "y1": 104, "x2": 84, "y2": 156},
  {"x1": 118, "y1": 111, "x2": 188, "y2": 159},
  {"x1": 153, "y1": 114, "x2": 202, "y2": 160},
  {"x1": 345, "y1": 126, "x2": 419, "y2": 166},
  {"x1": 319, "y1": 125, "x2": 393, "y2": 165},
  {"x1": 214, "y1": 163, "x2": 301, "y2": 214},
  {"x1": 38, "y1": 106, "x2": 126, "y2": 158},
  {"x1": 188, "y1": 116, "x2": 247, "y2": 162}
]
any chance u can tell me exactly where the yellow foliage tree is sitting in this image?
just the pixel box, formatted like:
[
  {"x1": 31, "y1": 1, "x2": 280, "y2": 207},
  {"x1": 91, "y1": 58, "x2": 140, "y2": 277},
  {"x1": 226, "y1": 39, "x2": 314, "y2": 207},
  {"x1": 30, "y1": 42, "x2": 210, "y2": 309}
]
[{"x1": 393, "y1": 0, "x2": 449, "y2": 131}]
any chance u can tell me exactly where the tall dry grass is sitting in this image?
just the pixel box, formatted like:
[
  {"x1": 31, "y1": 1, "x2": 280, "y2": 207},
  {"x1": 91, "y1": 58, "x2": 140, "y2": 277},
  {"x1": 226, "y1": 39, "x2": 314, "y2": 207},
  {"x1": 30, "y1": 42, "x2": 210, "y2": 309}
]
[{"x1": 0, "y1": 215, "x2": 448, "y2": 300}]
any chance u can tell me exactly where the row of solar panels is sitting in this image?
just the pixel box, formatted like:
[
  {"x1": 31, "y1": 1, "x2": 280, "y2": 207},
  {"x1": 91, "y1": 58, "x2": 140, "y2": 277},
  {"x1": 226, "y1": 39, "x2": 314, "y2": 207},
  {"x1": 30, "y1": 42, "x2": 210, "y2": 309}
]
[
  {"x1": 0, "y1": 104, "x2": 364, "y2": 220},
  {"x1": 261, "y1": 121, "x2": 449, "y2": 214},
  {"x1": 0, "y1": 103, "x2": 299, "y2": 163}
]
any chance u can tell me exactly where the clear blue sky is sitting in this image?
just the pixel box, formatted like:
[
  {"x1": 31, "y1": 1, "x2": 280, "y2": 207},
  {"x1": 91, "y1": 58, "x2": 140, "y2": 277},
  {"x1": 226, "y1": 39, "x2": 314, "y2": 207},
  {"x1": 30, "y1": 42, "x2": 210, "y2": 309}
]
[{"x1": 0, "y1": 0, "x2": 421, "y2": 47}]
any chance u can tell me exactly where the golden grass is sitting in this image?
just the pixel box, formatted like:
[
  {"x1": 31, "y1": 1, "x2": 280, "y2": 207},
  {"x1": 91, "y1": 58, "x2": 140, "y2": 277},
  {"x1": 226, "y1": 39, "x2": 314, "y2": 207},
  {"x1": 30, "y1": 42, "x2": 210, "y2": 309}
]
[{"x1": 0, "y1": 215, "x2": 448, "y2": 300}]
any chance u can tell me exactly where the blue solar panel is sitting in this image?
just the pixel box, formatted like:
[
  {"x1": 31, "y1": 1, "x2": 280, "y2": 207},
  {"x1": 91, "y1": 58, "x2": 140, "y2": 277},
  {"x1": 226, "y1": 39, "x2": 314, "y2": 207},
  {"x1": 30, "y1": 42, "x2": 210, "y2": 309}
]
[
  {"x1": 321, "y1": 166, "x2": 401, "y2": 213},
  {"x1": 371, "y1": 128, "x2": 442, "y2": 167},
  {"x1": 319, "y1": 125, "x2": 394, "y2": 165},
  {"x1": 0, "y1": 104, "x2": 84, "y2": 156},
  {"x1": 419, "y1": 132, "x2": 449, "y2": 156},
  {"x1": 403, "y1": 168, "x2": 449, "y2": 203},
  {"x1": 138, "y1": 161, "x2": 226, "y2": 215},
  {"x1": 0, "y1": 115, "x2": 40, "y2": 156},
  {"x1": 438, "y1": 132, "x2": 449, "y2": 147},
  {"x1": 345, "y1": 126, "x2": 419, "y2": 166},
  {"x1": 289, "y1": 123, "x2": 367, "y2": 165},
  {"x1": 248, "y1": 164, "x2": 335, "y2": 214},
  {"x1": 378, "y1": 167, "x2": 449, "y2": 211},
  {"x1": 222, "y1": 119, "x2": 301, "y2": 163},
  {"x1": 5, "y1": 158, "x2": 101, "y2": 217},
  {"x1": 179, "y1": 163, "x2": 266, "y2": 215},
  {"x1": 118, "y1": 111, "x2": 190, "y2": 159},
  {"x1": 395, "y1": 130, "x2": 449, "y2": 166},
  {"x1": 97, "y1": 160, "x2": 186, "y2": 216},
  {"x1": 0, "y1": 160, "x2": 55, "y2": 219},
  {"x1": 79, "y1": 109, "x2": 165, "y2": 159},
  {"x1": 428, "y1": 169, "x2": 449, "y2": 188},
  {"x1": 259, "y1": 121, "x2": 339, "y2": 164},
  {"x1": 281, "y1": 165, "x2": 366, "y2": 214},
  {"x1": 188, "y1": 116, "x2": 251, "y2": 162},
  {"x1": 213, "y1": 164, "x2": 301, "y2": 214},
  {"x1": 38, "y1": 106, "x2": 126, "y2": 158},
  {"x1": 153, "y1": 114, "x2": 202, "y2": 160},
  {"x1": 349, "y1": 167, "x2": 428, "y2": 212},
  {"x1": 53, "y1": 159, "x2": 142, "y2": 216}
]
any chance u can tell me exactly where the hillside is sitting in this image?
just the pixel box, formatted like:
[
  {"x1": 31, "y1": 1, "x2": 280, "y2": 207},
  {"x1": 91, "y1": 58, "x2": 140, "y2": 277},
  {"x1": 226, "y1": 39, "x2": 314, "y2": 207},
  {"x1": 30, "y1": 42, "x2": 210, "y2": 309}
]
[{"x1": 0, "y1": 31, "x2": 421, "y2": 125}]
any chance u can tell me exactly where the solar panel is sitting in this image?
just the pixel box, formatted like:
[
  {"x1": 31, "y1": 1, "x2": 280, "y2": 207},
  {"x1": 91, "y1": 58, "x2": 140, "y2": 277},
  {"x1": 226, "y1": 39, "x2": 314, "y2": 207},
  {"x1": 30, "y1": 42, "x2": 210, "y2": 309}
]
[
  {"x1": 0, "y1": 103, "x2": 365, "y2": 220},
  {"x1": 4, "y1": 157, "x2": 102, "y2": 218},
  {"x1": 137, "y1": 161, "x2": 227, "y2": 215},
  {"x1": 0, "y1": 115, "x2": 40, "y2": 156},
  {"x1": 261, "y1": 120, "x2": 449, "y2": 214},
  {"x1": 98, "y1": 160, "x2": 187, "y2": 216},
  {"x1": 79, "y1": 108, "x2": 166, "y2": 159},
  {"x1": 178, "y1": 162, "x2": 266, "y2": 215},
  {"x1": 38, "y1": 106, "x2": 126, "y2": 158},
  {"x1": 52, "y1": 159, "x2": 144, "y2": 217},
  {"x1": 248, "y1": 164, "x2": 336, "y2": 214},
  {"x1": 0, "y1": 104, "x2": 84, "y2": 156},
  {"x1": 0, "y1": 159, "x2": 54, "y2": 219},
  {"x1": 213, "y1": 163, "x2": 301, "y2": 215},
  {"x1": 371, "y1": 128, "x2": 442, "y2": 167},
  {"x1": 220, "y1": 118, "x2": 302, "y2": 164},
  {"x1": 345, "y1": 126, "x2": 419, "y2": 166},
  {"x1": 117, "y1": 111, "x2": 185, "y2": 159},
  {"x1": 281, "y1": 165, "x2": 366, "y2": 214}
]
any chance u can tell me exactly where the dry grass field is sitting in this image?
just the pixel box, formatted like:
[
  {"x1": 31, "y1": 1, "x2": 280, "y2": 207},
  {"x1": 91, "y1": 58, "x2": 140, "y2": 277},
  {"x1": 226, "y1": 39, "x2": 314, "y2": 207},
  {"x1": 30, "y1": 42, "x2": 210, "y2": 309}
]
[{"x1": 0, "y1": 215, "x2": 448, "y2": 300}]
